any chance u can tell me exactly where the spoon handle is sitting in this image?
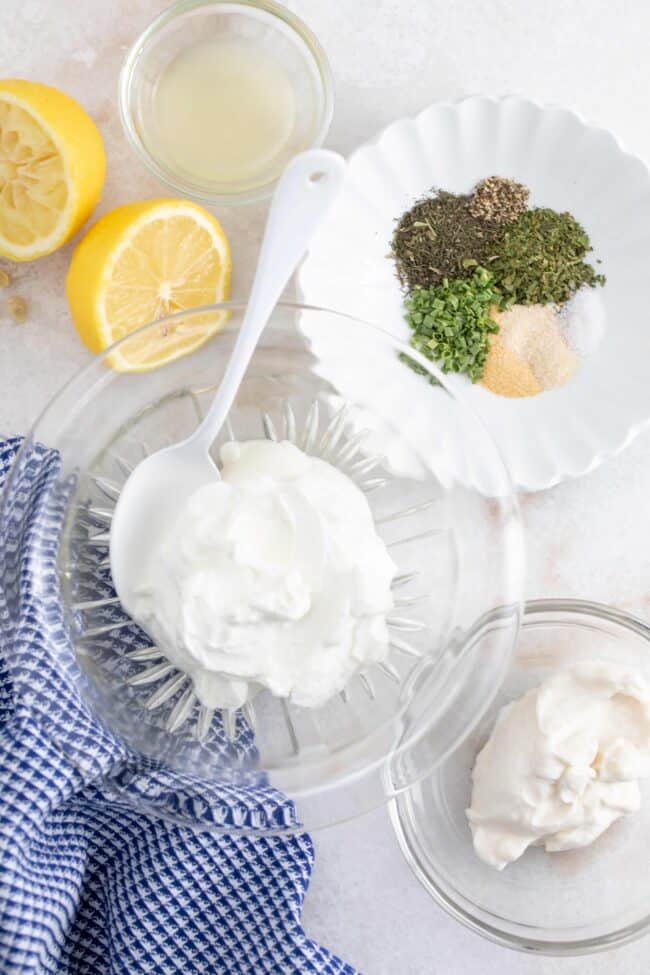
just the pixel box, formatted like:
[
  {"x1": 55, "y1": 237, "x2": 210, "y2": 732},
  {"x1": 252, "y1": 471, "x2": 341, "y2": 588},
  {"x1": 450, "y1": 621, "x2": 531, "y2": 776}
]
[{"x1": 190, "y1": 148, "x2": 346, "y2": 453}]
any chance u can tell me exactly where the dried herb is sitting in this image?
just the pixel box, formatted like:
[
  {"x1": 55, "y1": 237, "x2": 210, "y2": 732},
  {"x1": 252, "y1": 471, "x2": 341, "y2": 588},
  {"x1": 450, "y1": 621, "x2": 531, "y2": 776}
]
[
  {"x1": 489, "y1": 207, "x2": 605, "y2": 305},
  {"x1": 468, "y1": 176, "x2": 529, "y2": 224},
  {"x1": 404, "y1": 266, "x2": 502, "y2": 382},
  {"x1": 392, "y1": 179, "x2": 605, "y2": 386},
  {"x1": 391, "y1": 191, "x2": 499, "y2": 290}
]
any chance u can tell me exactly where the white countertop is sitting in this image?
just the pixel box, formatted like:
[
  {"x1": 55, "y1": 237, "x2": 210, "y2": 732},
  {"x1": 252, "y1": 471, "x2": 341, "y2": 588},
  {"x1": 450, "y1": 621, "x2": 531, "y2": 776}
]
[{"x1": 1, "y1": 1, "x2": 650, "y2": 971}]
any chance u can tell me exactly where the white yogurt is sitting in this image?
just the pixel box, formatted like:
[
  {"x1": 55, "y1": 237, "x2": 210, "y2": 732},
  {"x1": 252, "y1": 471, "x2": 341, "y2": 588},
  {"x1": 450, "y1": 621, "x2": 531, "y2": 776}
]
[
  {"x1": 467, "y1": 661, "x2": 650, "y2": 870},
  {"x1": 132, "y1": 439, "x2": 396, "y2": 710}
]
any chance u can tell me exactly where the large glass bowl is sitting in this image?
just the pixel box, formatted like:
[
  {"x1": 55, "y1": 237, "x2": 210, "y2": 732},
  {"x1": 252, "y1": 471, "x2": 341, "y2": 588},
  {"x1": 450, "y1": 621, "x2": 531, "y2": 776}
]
[
  {"x1": 2, "y1": 303, "x2": 523, "y2": 832},
  {"x1": 391, "y1": 599, "x2": 650, "y2": 954}
]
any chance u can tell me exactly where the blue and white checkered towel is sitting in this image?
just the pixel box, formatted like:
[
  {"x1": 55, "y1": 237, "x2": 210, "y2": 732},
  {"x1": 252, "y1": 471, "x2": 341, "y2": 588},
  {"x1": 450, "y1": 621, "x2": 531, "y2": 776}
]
[{"x1": 0, "y1": 437, "x2": 356, "y2": 975}]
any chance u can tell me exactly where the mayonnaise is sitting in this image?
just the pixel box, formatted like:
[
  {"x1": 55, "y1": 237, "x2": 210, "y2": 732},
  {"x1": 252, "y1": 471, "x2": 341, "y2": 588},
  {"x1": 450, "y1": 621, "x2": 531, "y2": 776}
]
[
  {"x1": 132, "y1": 439, "x2": 396, "y2": 710},
  {"x1": 467, "y1": 661, "x2": 650, "y2": 870}
]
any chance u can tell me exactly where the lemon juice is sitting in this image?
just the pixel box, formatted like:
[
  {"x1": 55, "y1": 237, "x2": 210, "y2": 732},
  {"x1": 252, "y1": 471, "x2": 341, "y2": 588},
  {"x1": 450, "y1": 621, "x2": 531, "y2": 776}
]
[{"x1": 153, "y1": 36, "x2": 296, "y2": 187}]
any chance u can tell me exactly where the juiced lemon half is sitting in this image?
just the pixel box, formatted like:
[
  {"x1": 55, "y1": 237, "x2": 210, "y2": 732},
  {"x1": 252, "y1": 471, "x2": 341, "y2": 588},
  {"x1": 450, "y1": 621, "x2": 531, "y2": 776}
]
[
  {"x1": 66, "y1": 199, "x2": 231, "y2": 372},
  {"x1": 0, "y1": 79, "x2": 105, "y2": 261}
]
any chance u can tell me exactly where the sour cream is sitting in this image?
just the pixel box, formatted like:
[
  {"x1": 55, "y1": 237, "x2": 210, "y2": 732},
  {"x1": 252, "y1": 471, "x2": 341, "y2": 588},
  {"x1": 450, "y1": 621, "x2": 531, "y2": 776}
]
[
  {"x1": 467, "y1": 661, "x2": 650, "y2": 870},
  {"x1": 132, "y1": 439, "x2": 396, "y2": 710}
]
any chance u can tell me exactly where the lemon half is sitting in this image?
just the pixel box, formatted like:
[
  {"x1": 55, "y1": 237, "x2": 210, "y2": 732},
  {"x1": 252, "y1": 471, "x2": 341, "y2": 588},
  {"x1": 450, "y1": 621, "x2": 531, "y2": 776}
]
[
  {"x1": 66, "y1": 199, "x2": 231, "y2": 372},
  {"x1": 0, "y1": 79, "x2": 105, "y2": 261}
]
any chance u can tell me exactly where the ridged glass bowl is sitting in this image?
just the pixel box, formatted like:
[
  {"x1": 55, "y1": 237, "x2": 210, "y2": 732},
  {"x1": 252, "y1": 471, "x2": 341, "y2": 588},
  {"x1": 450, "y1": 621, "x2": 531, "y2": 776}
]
[
  {"x1": 7, "y1": 303, "x2": 523, "y2": 831},
  {"x1": 391, "y1": 599, "x2": 650, "y2": 954}
]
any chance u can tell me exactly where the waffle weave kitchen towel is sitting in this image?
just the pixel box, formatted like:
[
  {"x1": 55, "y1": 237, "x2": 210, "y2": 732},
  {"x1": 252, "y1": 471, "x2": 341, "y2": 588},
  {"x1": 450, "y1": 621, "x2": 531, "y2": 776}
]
[{"x1": 0, "y1": 436, "x2": 356, "y2": 975}]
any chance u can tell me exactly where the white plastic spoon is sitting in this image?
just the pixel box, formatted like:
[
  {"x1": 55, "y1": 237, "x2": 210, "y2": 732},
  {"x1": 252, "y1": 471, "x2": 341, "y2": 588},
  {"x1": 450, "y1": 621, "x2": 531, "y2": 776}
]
[{"x1": 110, "y1": 149, "x2": 346, "y2": 616}]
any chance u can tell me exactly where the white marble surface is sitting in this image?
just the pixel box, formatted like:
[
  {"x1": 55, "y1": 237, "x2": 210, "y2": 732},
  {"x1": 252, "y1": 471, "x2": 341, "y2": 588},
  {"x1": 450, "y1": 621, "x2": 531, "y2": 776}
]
[{"x1": 1, "y1": 0, "x2": 650, "y2": 971}]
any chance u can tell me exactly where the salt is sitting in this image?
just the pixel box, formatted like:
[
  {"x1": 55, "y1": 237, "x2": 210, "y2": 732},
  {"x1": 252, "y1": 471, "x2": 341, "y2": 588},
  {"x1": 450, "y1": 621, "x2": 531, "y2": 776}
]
[{"x1": 560, "y1": 285, "x2": 606, "y2": 358}]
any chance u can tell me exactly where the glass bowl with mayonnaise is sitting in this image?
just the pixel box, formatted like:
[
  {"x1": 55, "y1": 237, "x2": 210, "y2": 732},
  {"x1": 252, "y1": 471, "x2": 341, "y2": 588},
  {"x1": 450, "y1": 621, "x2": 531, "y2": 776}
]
[
  {"x1": 11, "y1": 303, "x2": 522, "y2": 832},
  {"x1": 391, "y1": 599, "x2": 650, "y2": 954}
]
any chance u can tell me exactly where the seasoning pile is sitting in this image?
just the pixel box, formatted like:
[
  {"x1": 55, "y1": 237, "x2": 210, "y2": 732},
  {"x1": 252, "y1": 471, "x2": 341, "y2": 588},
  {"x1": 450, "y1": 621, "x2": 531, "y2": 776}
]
[
  {"x1": 391, "y1": 176, "x2": 606, "y2": 397},
  {"x1": 0, "y1": 266, "x2": 27, "y2": 324}
]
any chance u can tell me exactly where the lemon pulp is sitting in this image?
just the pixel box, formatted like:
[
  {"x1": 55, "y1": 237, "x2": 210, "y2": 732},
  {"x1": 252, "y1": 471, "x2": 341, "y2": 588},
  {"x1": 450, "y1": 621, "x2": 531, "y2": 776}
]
[
  {"x1": 66, "y1": 199, "x2": 231, "y2": 372},
  {"x1": 0, "y1": 79, "x2": 105, "y2": 260}
]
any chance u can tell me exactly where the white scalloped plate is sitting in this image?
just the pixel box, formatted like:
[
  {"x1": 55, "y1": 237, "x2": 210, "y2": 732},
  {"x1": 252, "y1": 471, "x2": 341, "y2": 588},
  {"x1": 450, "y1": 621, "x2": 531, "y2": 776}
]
[{"x1": 298, "y1": 96, "x2": 650, "y2": 492}]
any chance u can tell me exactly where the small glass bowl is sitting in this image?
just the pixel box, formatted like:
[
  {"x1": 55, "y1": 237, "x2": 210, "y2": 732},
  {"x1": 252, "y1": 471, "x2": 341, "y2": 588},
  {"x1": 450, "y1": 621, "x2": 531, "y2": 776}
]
[
  {"x1": 391, "y1": 599, "x2": 650, "y2": 955},
  {"x1": 119, "y1": 0, "x2": 334, "y2": 206}
]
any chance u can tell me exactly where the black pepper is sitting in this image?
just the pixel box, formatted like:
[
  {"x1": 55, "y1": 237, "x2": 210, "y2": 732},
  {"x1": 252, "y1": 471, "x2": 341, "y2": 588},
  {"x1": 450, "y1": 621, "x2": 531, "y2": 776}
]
[{"x1": 468, "y1": 176, "x2": 530, "y2": 224}]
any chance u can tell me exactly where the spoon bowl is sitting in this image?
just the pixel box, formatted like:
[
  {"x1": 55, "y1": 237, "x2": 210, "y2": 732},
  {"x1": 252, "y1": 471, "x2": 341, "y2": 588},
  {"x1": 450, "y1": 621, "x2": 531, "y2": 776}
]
[{"x1": 110, "y1": 440, "x2": 219, "y2": 617}]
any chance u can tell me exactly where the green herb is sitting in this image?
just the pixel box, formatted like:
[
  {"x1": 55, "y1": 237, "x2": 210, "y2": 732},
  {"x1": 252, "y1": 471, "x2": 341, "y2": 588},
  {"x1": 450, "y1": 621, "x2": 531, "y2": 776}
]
[
  {"x1": 488, "y1": 207, "x2": 606, "y2": 305},
  {"x1": 391, "y1": 191, "x2": 499, "y2": 291},
  {"x1": 404, "y1": 266, "x2": 501, "y2": 382}
]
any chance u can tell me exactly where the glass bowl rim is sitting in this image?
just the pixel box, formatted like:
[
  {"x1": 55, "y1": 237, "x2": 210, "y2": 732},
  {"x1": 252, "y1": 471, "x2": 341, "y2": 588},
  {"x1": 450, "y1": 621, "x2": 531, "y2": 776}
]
[
  {"x1": 390, "y1": 596, "x2": 650, "y2": 957},
  {"x1": 118, "y1": 0, "x2": 335, "y2": 206},
  {"x1": 29, "y1": 300, "x2": 519, "y2": 501}
]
